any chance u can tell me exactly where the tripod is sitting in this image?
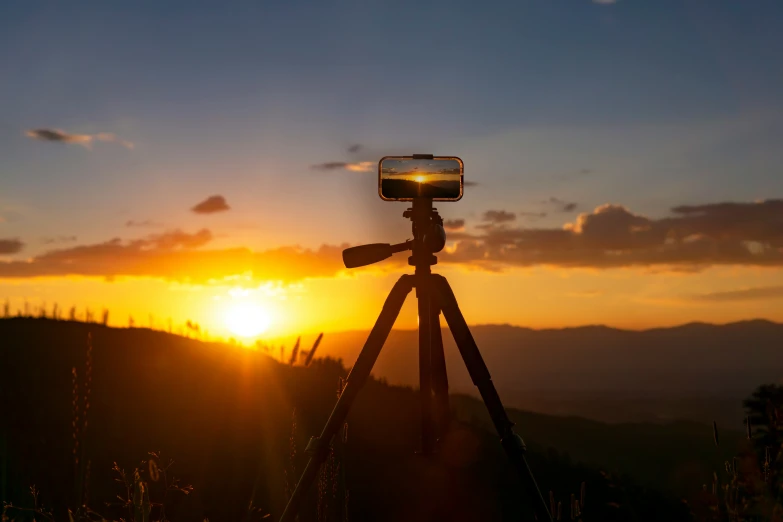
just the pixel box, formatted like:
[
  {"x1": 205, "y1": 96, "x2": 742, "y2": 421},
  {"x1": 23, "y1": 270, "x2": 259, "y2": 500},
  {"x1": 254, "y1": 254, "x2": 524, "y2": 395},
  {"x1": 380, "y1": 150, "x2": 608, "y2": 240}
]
[{"x1": 279, "y1": 198, "x2": 552, "y2": 522}]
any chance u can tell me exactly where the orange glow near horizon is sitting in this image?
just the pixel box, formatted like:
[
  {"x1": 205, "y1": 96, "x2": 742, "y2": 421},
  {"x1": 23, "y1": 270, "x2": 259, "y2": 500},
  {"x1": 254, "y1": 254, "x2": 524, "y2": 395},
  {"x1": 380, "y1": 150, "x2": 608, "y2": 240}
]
[
  {"x1": 4, "y1": 264, "x2": 783, "y2": 344},
  {"x1": 395, "y1": 171, "x2": 454, "y2": 183}
]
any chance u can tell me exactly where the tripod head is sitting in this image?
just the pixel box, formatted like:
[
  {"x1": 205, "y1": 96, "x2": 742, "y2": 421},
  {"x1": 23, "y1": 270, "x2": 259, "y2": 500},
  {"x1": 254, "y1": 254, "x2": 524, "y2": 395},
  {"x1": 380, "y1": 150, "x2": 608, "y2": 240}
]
[{"x1": 342, "y1": 198, "x2": 446, "y2": 270}]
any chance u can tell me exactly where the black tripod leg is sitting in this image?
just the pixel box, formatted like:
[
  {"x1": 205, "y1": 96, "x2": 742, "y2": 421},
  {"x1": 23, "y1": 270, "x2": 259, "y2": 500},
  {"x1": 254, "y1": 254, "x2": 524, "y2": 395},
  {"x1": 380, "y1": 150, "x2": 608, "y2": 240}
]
[
  {"x1": 416, "y1": 277, "x2": 434, "y2": 455},
  {"x1": 430, "y1": 275, "x2": 553, "y2": 522},
  {"x1": 278, "y1": 275, "x2": 414, "y2": 522},
  {"x1": 429, "y1": 300, "x2": 450, "y2": 442}
]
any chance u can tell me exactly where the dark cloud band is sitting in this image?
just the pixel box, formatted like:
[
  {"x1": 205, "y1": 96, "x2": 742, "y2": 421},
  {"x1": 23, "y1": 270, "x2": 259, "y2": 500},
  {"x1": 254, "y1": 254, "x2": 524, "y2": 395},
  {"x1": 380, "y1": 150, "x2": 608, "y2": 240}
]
[
  {"x1": 442, "y1": 199, "x2": 783, "y2": 270},
  {"x1": 2, "y1": 198, "x2": 781, "y2": 282},
  {"x1": 0, "y1": 229, "x2": 345, "y2": 284}
]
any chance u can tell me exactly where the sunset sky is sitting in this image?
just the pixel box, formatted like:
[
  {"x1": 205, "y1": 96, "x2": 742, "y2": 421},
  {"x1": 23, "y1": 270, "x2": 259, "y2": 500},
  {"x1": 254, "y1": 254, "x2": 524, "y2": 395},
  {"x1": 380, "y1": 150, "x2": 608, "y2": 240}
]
[
  {"x1": 2, "y1": 1, "x2": 783, "y2": 341},
  {"x1": 381, "y1": 158, "x2": 462, "y2": 182}
]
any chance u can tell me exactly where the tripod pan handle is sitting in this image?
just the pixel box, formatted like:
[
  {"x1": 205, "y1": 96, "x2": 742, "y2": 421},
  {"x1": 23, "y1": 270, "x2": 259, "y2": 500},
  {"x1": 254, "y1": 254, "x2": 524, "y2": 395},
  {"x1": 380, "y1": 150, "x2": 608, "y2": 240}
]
[{"x1": 343, "y1": 243, "x2": 393, "y2": 268}]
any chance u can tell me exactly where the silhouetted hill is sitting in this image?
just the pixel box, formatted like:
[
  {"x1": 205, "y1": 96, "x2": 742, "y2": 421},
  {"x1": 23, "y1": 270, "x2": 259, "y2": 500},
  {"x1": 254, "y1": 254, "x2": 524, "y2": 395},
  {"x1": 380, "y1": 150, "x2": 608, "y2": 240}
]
[
  {"x1": 287, "y1": 321, "x2": 783, "y2": 427},
  {"x1": 1, "y1": 318, "x2": 741, "y2": 521}
]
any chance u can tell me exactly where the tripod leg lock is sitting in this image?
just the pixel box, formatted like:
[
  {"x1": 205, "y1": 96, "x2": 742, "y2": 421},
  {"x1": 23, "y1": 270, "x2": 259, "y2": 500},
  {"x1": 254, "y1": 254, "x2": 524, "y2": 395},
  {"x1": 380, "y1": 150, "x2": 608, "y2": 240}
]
[
  {"x1": 304, "y1": 436, "x2": 331, "y2": 463},
  {"x1": 500, "y1": 431, "x2": 528, "y2": 459}
]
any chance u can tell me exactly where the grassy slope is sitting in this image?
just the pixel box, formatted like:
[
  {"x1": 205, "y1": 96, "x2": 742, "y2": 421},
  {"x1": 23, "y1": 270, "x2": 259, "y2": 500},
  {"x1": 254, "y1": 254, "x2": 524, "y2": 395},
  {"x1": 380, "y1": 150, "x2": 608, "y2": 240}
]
[{"x1": 1, "y1": 318, "x2": 741, "y2": 521}]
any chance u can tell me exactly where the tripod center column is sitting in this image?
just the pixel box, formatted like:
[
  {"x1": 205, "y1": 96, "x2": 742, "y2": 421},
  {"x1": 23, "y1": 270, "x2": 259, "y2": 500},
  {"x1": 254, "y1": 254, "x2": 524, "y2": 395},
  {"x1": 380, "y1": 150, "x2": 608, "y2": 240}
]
[{"x1": 410, "y1": 197, "x2": 436, "y2": 455}]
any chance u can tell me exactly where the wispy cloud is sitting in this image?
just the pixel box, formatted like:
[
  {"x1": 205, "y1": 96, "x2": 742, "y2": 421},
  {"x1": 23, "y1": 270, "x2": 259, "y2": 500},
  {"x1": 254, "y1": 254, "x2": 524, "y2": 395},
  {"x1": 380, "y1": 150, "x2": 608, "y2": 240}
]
[
  {"x1": 191, "y1": 195, "x2": 230, "y2": 214},
  {"x1": 546, "y1": 197, "x2": 578, "y2": 213},
  {"x1": 126, "y1": 220, "x2": 164, "y2": 228},
  {"x1": 482, "y1": 210, "x2": 516, "y2": 224},
  {"x1": 687, "y1": 286, "x2": 783, "y2": 303},
  {"x1": 41, "y1": 236, "x2": 77, "y2": 245},
  {"x1": 0, "y1": 239, "x2": 23, "y2": 254},
  {"x1": 311, "y1": 161, "x2": 374, "y2": 172},
  {"x1": 25, "y1": 128, "x2": 134, "y2": 149},
  {"x1": 345, "y1": 162, "x2": 374, "y2": 172}
]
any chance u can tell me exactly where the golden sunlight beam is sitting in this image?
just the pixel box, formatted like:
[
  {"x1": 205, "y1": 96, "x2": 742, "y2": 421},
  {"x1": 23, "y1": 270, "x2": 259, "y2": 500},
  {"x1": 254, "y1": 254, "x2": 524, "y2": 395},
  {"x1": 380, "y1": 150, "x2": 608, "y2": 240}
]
[{"x1": 415, "y1": 175, "x2": 426, "y2": 183}]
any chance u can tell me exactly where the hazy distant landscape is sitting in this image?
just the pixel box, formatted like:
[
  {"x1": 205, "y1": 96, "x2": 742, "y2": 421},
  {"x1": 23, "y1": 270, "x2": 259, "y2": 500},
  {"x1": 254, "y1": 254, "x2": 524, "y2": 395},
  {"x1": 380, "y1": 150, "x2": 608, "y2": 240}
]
[{"x1": 305, "y1": 320, "x2": 783, "y2": 428}]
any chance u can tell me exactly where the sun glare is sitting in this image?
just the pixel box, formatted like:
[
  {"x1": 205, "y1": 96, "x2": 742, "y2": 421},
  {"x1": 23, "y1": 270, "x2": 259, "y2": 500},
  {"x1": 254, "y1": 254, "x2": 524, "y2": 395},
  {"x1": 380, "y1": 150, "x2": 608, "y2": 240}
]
[
  {"x1": 224, "y1": 301, "x2": 272, "y2": 338},
  {"x1": 415, "y1": 175, "x2": 426, "y2": 183}
]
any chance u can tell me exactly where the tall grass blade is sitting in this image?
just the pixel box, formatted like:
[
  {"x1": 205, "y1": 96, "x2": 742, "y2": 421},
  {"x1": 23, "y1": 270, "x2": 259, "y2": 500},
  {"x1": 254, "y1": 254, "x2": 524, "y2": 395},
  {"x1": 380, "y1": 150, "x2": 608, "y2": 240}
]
[{"x1": 304, "y1": 333, "x2": 324, "y2": 367}]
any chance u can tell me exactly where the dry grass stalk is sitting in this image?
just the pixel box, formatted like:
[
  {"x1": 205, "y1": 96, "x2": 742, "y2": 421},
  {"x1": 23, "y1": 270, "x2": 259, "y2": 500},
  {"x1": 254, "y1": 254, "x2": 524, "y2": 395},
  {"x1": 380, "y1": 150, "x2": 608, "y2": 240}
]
[
  {"x1": 289, "y1": 337, "x2": 301, "y2": 366},
  {"x1": 303, "y1": 333, "x2": 324, "y2": 367}
]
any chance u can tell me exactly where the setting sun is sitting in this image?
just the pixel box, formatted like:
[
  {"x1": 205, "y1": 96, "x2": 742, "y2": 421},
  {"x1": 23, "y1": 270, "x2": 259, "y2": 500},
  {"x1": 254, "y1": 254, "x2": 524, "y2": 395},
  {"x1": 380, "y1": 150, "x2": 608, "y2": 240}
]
[
  {"x1": 414, "y1": 175, "x2": 426, "y2": 183},
  {"x1": 223, "y1": 301, "x2": 272, "y2": 338}
]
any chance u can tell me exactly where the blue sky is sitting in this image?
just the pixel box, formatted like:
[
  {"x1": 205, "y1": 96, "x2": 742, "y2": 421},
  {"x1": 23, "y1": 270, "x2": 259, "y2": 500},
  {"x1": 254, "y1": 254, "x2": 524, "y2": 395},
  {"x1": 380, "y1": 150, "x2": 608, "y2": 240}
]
[
  {"x1": 2, "y1": 0, "x2": 783, "y2": 336},
  {"x1": 2, "y1": 0, "x2": 782, "y2": 253}
]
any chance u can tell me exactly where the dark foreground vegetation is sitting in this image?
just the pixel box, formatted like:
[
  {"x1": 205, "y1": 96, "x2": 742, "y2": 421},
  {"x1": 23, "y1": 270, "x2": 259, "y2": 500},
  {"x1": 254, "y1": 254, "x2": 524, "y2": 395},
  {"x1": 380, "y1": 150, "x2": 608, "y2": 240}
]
[{"x1": 1, "y1": 318, "x2": 781, "y2": 521}]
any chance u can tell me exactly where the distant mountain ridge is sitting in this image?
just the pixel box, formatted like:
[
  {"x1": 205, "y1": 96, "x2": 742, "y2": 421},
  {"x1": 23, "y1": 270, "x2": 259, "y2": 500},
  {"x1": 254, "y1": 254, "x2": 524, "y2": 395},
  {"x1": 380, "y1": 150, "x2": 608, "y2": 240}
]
[{"x1": 304, "y1": 319, "x2": 783, "y2": 426}]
